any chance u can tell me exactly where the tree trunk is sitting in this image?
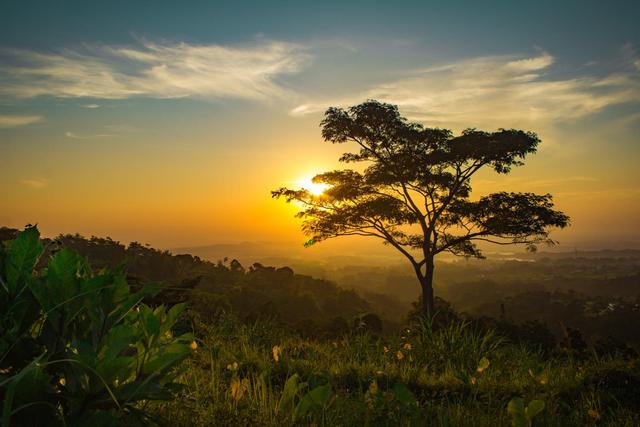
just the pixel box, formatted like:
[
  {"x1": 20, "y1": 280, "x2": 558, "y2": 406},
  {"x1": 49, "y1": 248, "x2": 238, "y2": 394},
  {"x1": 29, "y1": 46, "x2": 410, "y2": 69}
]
[{"x1": 417, "y1": 257, "x2": 435, "y2": 319}]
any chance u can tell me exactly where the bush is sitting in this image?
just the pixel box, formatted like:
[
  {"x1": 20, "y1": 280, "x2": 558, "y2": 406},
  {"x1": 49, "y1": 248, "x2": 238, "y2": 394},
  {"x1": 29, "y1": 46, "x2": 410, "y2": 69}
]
[{"x1": 0, "y1": 226, "x2": 195, "y2": 425}]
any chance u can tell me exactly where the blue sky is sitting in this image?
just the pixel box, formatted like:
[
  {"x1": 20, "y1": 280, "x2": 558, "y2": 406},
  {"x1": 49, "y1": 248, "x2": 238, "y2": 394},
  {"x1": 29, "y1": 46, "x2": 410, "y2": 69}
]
[
  {"x1": 2, "y1": 1, "x2": 638, "y2": 57},
  {"x1": 1, "y1": 0, "x2": 639, "y2": 247}
]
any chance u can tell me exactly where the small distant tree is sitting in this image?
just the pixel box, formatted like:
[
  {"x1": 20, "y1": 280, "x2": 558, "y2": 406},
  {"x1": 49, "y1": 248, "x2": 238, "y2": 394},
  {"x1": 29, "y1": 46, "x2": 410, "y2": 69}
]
[{"x1": 273, "y1": 101, "x2": 569, "y2": 318}]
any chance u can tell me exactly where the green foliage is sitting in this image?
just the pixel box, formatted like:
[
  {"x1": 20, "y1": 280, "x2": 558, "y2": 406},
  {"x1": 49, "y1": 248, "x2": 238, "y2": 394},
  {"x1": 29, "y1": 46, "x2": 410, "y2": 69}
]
[
  {"x1": 392, "y1": 383, "x2": 419, "y2": 417},
  {"x1": 151, "y1": 312, "x2": 640, "y2": 426},
  {"x1": 507, "y1": 397, "x2": 546, "y2": 427},
  {"x1": 274, "y1": 373, "x2": 335, "y2": 423},
  {"x1": 293, "y1": 384, "x2": 334, "y2": 422},
  {"x1": 0, "y1": 226, "x2": 194, "y2": 425},
  {"x1": 277, "y1": 373, "x2": 303, "y2": 416}
]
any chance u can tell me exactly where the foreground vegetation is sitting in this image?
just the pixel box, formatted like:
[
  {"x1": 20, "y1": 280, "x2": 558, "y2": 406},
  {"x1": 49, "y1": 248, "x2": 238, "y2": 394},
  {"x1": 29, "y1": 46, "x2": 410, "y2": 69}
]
[
  {"x1": 152, "y1": 314, "x2": 639, "y2": 426},
  {"x1": 2, "y1": 226, "x2": 639, "y2": 425},
  {"x1": 0, "y1": 227, "x2": 195, "y2": 425}
]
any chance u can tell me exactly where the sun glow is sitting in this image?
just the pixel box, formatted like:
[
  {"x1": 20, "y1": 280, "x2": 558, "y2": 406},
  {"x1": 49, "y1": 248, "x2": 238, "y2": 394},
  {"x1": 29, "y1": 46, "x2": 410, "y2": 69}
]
[{"x1": 297, "y1": 177, "x2": 330, "y2": 196}]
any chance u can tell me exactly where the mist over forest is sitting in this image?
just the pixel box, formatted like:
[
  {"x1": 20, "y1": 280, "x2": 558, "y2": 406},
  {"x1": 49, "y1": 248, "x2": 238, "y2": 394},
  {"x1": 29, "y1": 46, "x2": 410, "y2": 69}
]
[{"x1": 4, "y1": 225, "x2": 638, "y2": 346}]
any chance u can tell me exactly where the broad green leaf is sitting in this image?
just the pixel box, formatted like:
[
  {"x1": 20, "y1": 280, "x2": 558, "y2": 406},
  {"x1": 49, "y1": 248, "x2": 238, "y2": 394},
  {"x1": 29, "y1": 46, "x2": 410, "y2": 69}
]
[
  {"x1": 139, "y1": 305, "x2": 160, "y2": 337},
  {"x1": 1, "y1": 377, "x2": 15, "y2": 427},
  {"x1": 105, "y1": 292, "x2": 144, "y2": 330},
  {"x1": 153, "y1": 305, "x2": 166, "y2": 320},
  {"x1": 142, "y1": 342, "x2": 191, "y2": 375},
  {"x1": 526, "y1": 400, "x2": 545, "y2": 419},
  {"x1": 163, "y1": 303, "x2": 186, "y2": 332},
  {"x1": 46, "y1": 248, "x2": 83, "y2": 307},
  {"x1": 111, "y1": 271, "x2": 130, "y2": 304},
  {"x1": 74, "y1": 340, "x2": 99, "y2": 368},
  {"x1": 97, "y1": 356, "x2": 135, "y2": 385},
  {"x1": 48, "y1": 247, "x2": 81, "y2": 281},
  {"x1": 393, "y1": 383, "x2": 418, "y2": 407},
  {"x1": 2, "y1": 356, "x2": 51, "y2": 427},
  {"x1": 100, "y1": 324, "x2": 136, "y2": 361},
  {"x1": 510, "y1": 414, "x2": 527, "y2": 427},
  {"x1": 116, "y1": 379, "x2": 175, "y2": 402},
  {"x1": 83, "y1": 273, "x2": 115, "y2": 328},
  {"x1": 507, "y1": 398, "x2": 526, "y2": 427},
  {"x1": 5, "y1": 294, "x2": 39, "y2": 338},
  {"x1": 278, "y1": 373, "x2": 303, "y2": 415},
  {"x1": 507, "y1": 397, "x2": 525, "y2": 415},
  {"x1": 294, "y1": 384, "x2": 333, "y2": 421},
  {"x1": 5, "y1": 226, "x2": 42, "y2": 294}
]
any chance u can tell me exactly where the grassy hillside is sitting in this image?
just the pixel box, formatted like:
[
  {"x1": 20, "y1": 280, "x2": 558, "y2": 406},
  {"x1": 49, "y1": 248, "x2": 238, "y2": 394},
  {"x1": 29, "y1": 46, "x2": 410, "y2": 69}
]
[{"x1": 153, "y1": 315, "x2": 639, "y2": 426}]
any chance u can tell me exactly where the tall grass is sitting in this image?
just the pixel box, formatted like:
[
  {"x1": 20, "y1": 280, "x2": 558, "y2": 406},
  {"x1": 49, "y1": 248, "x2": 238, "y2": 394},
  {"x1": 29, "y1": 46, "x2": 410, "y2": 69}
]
[{"x1": 151, "y1": 313, "x2": 639, "y2": 426}]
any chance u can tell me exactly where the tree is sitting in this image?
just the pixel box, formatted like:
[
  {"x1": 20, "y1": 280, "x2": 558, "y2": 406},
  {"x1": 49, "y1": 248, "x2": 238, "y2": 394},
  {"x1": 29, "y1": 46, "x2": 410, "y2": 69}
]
[{"x1": 272, "y1": 100, "x2": 569, "y2": 318}]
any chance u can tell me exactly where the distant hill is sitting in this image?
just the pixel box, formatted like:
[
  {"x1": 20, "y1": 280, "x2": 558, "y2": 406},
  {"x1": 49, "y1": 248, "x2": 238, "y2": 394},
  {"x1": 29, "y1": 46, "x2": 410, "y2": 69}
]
[
  {"x1": 0, "y1": 226, "x2": 406, "y2": 334},
  {"x1": 3, "y1": 225, "x2": 639, "y2": 344}
]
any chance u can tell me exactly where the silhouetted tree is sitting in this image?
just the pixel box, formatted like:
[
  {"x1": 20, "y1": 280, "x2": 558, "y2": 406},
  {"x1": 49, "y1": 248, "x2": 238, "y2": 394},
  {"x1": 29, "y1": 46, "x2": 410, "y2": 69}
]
[
  {"x1": 230, "y1": 259, "x2": 244, "y2": 273},
  {"x1": 273, "y1": 100, "x2": 569, "y2": 318}
]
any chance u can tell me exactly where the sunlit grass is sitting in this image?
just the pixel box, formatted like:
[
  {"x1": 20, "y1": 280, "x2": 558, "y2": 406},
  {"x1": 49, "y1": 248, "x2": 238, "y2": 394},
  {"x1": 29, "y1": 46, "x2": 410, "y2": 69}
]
[{"x1": 151, "y1": 314, "x2": 640, "y2": 426}]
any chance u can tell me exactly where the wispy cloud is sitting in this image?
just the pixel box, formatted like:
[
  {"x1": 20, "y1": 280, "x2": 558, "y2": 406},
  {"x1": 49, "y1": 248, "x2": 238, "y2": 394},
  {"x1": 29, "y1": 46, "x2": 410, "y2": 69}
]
[
  {"x1": 21, "y1": 178, "x2": 48, "y2": 189},
  {"x1": 65, "y1": 131, "x2": 114, "y2": 139},
  {"x1": 0, "y1": 114, "x2": 43, "y2": 128},
  {"x1": 82, "y1": 103, "x2": 100, "y2": 109},
  {"x1": 291, "y1": 52, "x2": 640, "y2": 130},
  {"x1": 0, "y1": 40, "x2": 310, "y2": 101}
]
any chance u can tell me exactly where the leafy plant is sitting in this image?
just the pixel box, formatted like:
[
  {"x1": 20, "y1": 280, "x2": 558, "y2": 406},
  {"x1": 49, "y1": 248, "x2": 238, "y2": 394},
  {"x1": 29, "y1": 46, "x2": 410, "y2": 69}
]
[
  {"x1": 392, "y1": 383, "x2": 419, "y2": 421},
  {"x1": 507, "y1": 397, "x2": 545, "y2": 427},
  {"x1": 277, "y1": 373, "x2": 303, "y2": 415},
  {"x1": 294, "y1": 384, "x2": 333, "y2": 422},
  {"x1": 273, "y1": 373, "x2": 335, "y2": 423},
  {"x1": 0, "y1": 226, "x2": 195, "y2": 425}
]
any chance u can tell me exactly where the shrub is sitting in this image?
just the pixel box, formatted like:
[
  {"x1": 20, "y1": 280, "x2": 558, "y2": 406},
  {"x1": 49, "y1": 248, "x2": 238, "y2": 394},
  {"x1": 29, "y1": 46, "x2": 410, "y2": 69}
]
[{"x1": 0, "y1": 226, "x2": 194, "y2": 426}]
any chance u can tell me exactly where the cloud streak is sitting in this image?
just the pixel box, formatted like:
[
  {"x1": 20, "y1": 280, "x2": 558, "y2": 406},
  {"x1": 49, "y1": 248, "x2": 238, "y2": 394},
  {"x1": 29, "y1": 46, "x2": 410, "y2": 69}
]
[
  {"x1": 291, "y1": 52, "x2": 640, "y2": 130},
  {"x1": 0, "y1": 114, "x2": 43, "y2": 128},
  {"x1": 20, "y1": 178, "x2": 48, "y2": 189},
  {"x1": 65, "y1": 131, "x2": 114, "y2": 140},
  {"x1": 0, "y1": 40, "x2": 309, "y2": 101}
]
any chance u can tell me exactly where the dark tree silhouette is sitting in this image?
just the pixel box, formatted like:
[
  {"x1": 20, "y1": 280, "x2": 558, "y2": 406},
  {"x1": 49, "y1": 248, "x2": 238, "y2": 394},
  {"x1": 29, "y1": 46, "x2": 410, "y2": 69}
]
[{"x1": 273, "y1": 101, "x2": 569, "y2": 318}]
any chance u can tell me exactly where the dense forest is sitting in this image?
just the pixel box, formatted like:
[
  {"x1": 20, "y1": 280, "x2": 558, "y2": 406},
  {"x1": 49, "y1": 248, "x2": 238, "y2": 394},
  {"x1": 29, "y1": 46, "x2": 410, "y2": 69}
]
[
  {"x1": 1, "y1": 226, "x2": 639, "y2": 425},
  {"x1": 0, "y1": 227, "x2": 381, "y2": 335}
]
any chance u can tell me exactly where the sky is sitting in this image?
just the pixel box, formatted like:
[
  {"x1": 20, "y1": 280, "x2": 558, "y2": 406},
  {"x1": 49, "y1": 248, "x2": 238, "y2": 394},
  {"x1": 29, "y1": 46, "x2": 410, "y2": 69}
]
[{"x1": 1, "y1": 0, "x2": 639, "y2": 250}]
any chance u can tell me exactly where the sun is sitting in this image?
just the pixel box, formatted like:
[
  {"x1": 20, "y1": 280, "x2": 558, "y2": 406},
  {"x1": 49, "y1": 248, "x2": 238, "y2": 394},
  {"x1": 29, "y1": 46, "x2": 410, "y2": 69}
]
[{"x1": 297, "y1": 177, "x2": 330, "y2": 196}]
